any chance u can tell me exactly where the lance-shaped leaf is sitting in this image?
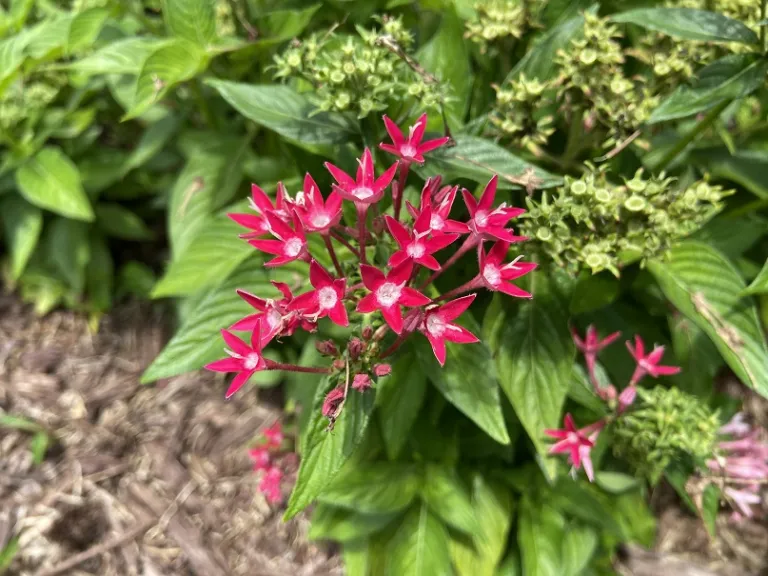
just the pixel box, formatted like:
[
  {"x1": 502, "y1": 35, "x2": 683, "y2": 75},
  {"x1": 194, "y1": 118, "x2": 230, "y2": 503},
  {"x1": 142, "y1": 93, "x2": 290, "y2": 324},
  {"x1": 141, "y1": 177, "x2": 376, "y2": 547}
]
[{"x1": 611, "y1": 8, "x2": 758, "y2": 44}]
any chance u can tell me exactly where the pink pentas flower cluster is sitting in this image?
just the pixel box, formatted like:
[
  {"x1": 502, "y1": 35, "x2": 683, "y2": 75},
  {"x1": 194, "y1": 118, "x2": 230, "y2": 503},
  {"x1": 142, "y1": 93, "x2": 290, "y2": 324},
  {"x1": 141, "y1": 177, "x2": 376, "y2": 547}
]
[
  {"x1": 205, "y1": 113, "x2": 536, "y2": 425},
  {"x1": 546, "y1": 327, "x2": 681, "y2": 481},
  {"x1": 248, "y1": 421, "x2": 289, "y2": 504}
]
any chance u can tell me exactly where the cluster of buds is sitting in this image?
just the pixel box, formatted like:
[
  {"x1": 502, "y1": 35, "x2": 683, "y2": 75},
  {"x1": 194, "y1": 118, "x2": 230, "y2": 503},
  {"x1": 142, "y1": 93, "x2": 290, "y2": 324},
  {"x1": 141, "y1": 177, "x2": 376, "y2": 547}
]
[
  {"x1": 206, "y1": 113, "x2": 535, "y2": 427},
  {"x1": 464, "y1": 0, "x2": 530, "y2": 54},
  {"x1": 490, "y1": 73, "x2": 555, "y2": 150},
  {"x1": 520, "y1": 166, "x2": 729, "y2": 276},
  {"x1": 629, "y1": 34, "x2": 717, "y2": 92},
  {"x1": 708, "y1": 413, "x2": 768, "y2": 520},
  {"x1": 214, "y1": 0, "x2": 236, "y2": 37},
  {"x1": 273, "y1": 16, "x2": 449, "y2": 118},
  {"x1": 248, "y1": 421, "x2": 294, "y2": 504},
  {"x1": 546, "y1": 326, "x2": 682, "y2": 482},
  {"x1": 0, "y1": 76, "x2": 63, "y2": 131}
]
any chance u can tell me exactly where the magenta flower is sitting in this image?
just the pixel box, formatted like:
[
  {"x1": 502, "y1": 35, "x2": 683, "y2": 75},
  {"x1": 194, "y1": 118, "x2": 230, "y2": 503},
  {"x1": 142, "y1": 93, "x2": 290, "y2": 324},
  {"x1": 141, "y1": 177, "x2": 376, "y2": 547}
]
[
  {"x1": 228, "y1": 182, "x2": 292, "y2": 238},
  {"x1": 724, "y1": 486, "x2": 761, "y2": 518},
  {"x1": 373, "y1": 364, "x2": 391, "y2": 377},
  {"x1": 230, "y1": 282, "x2": 314, "y2": 343},
  {"x1": 294, "y1": 173, "x2": 343, "y2": 234},
  {"x1": 379, "y1": 113, "x2": 450, "y2": 164},
  {"x1": 322, "y1": 386, "x2": 345, "y2": 419},
  {"x1": 263, "y1": 421, "x2": 283, "y2": 449},
  {"x1": 249, "y1": 447, "x2": 271, "y2": 471},
  {"x1": 290, "y1": 260, "x2": 349, "y2": 327},
  {"x1": 325, "y1": 148, "x2": 398, "y2": 205},
  {"x1": 205, "y1": 319, "x2": 270, "y2": 399},
  {"x1": 545, "y1": 414, "x2": 603, "y2": 482},
  {"x1": 259, "y1": 466, "x2": 283, "y2": 504},
  {"x1": 249, "y1": 211, "x2": 308, "y2": 267},
  {"x1": 356, "y1": 260, "x2": 431, "y2": 334},
  {"x1": 572, "y1": 325, "x2": 621, "y2": 378},
  {"x1": 626, "y1": 335, "x2": 681, "y2": 385},
  {"x1": 352, "y1": 373, "x2": 372, "y2": 391},
  {"x1": 418, "y1": 294, "x2": 480, "y2": 366},
  {"x1": 385, "y1": 210, "x2": 458, "y2": 271},
  {"x1": 720, "y1": 413, "x2": 752, "y2": 437},
  {"x1": 462, "y1": 175, "x2": 527, "y2": 243},
  {"x1": 407, "y1": 182, "x2": 469, "y2": 235},
  {"x1": 617, "y1": 385, "x2": 637, "y2": 413},
  {"x1": 477, "y1": 241, "x2": 537, "y2": 298}
]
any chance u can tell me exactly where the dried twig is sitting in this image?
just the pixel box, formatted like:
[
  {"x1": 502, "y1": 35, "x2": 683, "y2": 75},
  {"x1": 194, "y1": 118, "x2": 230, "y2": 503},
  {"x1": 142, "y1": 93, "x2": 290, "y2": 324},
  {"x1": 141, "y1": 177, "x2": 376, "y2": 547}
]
[{"x1": 594, "y1": 129, "x2": 642, "y2": 162}]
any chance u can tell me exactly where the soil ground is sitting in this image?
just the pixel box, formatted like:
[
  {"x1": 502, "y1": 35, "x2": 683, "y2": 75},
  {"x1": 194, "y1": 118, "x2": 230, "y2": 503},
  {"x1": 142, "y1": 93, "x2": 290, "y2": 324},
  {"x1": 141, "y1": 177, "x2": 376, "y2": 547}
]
[{"x1": 0, "y1": 295, "x2": 766, "y2": 575}]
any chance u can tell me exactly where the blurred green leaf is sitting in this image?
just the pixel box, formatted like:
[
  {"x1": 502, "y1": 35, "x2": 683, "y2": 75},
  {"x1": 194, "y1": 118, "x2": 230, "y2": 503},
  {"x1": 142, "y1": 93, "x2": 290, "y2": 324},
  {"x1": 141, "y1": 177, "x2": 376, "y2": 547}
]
[
  {"x1": 117, "y1": 261, "x2": 156, "y2": 300},
  {"x1": 0, "y1": 195, "x2": 42, "y2": 282},
  {"x1": 29, "y1": 431, "x2": 50, "y2": 465},
  {"x1": 595, "y1": 472, "x2": 640, "y2": 494},
  {"x1": 611, "y1": 8, "x2": 758, "y2": 44},
  {"x1": 744, "y1": 259, "x2": 768, "y2": 296},
  {"x1": 162, "y1": 0, "x2": 216, "y2": 47},
  {"x1": 67, "y1": 7, "x2": 110, "y2": 53},
  {"x1": 85, "y1": 232, "x2": 114, "y2": 313},
  {"x1": 0, "y1": 413, "x2": 43, "y2": 433},
  {"x1": 386, "y1": 502, "x2": 453, "y2": 576},
  {"x1": 95, "y1": 203, "x2": 154, "y2": 241},
  {"x1": 309, "y1": 505, "x2": 398, "y2": 543},
  {"x1": 320, "y1": 463, "x2": 421, "y2": 514},
  {"x1": 122, "y1": 114, "x2": 181, "y2": 175},
  {"x1": 47, "y1": 218, "x2": 91, "y2": 295},
  {"x1": 560, "y1": 525, "x2": 597, "y2": 576},
  {"x1": 691, "y1": 213, "x2": 767, "y2": 259},
  {"x1": 0, "y1": 537, "x2": 19, "y2": 573},
  {"x1": 68, "y1": 37, "x2": 171, "y2": 75},
  {"x1": 669, "y1": 314, "x2": 722, "y2": 398},
  {"x1": 421, "y1": 464, "x2": 478, "y2": 535},
  {"x1": 517, "y1": 498, "x2": 563, "y2": 576},
  {"x1": 570, "y1": 272, "x2": 620, "y2": 315},
  {"x1": 692, "y1": 148, "x2": 768, "y2": 199}
]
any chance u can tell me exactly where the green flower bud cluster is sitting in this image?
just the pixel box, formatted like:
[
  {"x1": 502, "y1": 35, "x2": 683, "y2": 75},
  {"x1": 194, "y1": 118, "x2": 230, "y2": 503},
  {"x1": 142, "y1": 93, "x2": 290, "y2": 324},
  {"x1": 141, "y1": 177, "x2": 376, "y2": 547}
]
[
  {"x1": 489, "y1": 74, "x2": 555, "y2": 149},
  {"x1": 519, "y1": 166, "x2": 728, "y2": 276},
  {"x1": 612, "y1": 386, "x2": 720, "y2": 484},
  {"x1": 0, "y1": 79, "x2": 61, "y2": 130},
  {"x1": 274, "y1": 16, "x2": 448, "y2": 118},
  {"x1": 215, "y1": 0, "x2": 235, "y2": 37},
  {"x1": 464, "y1": 0, "x2": 528, "y2": 54},
  {"x1": 630, "y1": 34, "x2": 717, "y2": 90}
]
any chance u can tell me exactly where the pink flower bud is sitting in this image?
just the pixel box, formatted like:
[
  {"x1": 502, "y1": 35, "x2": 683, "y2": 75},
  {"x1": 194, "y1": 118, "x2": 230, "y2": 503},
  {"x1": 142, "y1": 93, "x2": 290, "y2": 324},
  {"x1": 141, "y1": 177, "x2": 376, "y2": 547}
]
[
  {"x1": 372, "y1": 216, "x2": 386, "y2": 235},
  {"x1": 373, "y1": 364, "x2": 391, "y2": 377},
  {"x1": 262, "y1": 421, "x2": 283, "y2": 449},
  {"x1": 348, "y1": 337, "x2": 365, "y2": 360},
  {"x1": 362, "y1": 325, "x2": 374, "y2": 340},
  {"x1": 259, "y1": 466, "x2": 284, "y2": 504},
  {"x1": 316, "y1": 339, "x2": 338, "y2": 356},
  {"x1": 322, "y1": 387, "x2": 345, "y2": 419},
  {"x1": 332, "y1": 358, "x2": 345, "y2": 370},
  {"x1": 352, "y1": 373, "x2": 372, "y2": 391},
  {"x1": 248, "y1": 447, "x2": 271, "y2": 471},
  {"x1": 617, "y1": 385, "x2": 637, "y2": 413}
]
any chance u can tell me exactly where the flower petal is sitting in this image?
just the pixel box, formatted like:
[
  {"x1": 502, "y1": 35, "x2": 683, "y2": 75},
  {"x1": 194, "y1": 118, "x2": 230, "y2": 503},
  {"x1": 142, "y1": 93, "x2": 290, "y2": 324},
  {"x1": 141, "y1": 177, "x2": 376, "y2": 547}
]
[
  {"x1": 373, "y1": 161, "x2": 398, "y2": 193},
  {"x1": 236, "y1": 289, "x2": 267, "y2": 311},
  {"x1": 436, "y1": 294, "x2": 476, "y2": 322},
  {"x1": 425, "y1": 331, "x2": 447, "y2": 366},
  {"x1": 400, "y1": 287, "x2": 431, "y2": 307},
  {"x1": 310, "y1": 259, "x2": 333, "y2": 289},
  {"x1": 356, "y1": 293, "x2": 379, "y2": 313},
  {"x1": 250, "y1": 184, "x2": 275, "y2": 214},
  {"x1": 496, "y1": 282, "x2": 533, "y2": 299},
  {"x1": 289, "y1": 290, "x2": 318, "y2": 313},
  {"x1": 381, "y1": 305, "x2": 404, "y2": 334},
  {"x1": 384, "y1": 215, "x2": 412, "y2": 248},
  {"x1": 221, "y1": 329, "x2": 251, "y2": 356},
  {"x1": 461, "y1": 188, "x2": 478, "y2": 215},
  {"x1": 478, "y1": 175, "x2": 498, "y2": 211},
  {"x1": 225, "y1": 370, "x2": 252, "y2": 399},
  {"x1": 418, "y1": 136, "x2": 450, "y2": 154},
  {"x1": 382, "y1": 115, "x2": 405, "y2": 146},
  {"x1": 388, "y1": 259, "x2": 413, "y2": 286},
  {"x1": 324, "y1": 161, "x2": 355, "y2": 190},
  {"x1": 228, "y1": 212, "x2": 268, "y2": 232},
  {"x1": 230, "y1": 313, "x2": 262, "y2": 331},
  {"x1": 417, "y1": 255, "x2": 441, "y2": 271},
  {"x1": 360, "y1": 264, "x2": 385, "y2": 290},
  {"x1": 411, "y1": 113, "x2": 428, "y2": 144},
  {"x1": 425, "y1": 233, "x2": 459, "y2": 253},
  {"x1": 443, "y1": 324, "x2": 479, "y2": 344},
  {"x1": 248, "y1": 239, "x2": 284, "y2": 256},
  {"x1": 329, "y1": 302, "x2": 349, "y2": 327},
  {"x1": 205, "y1": 357, "x2": 243, "y2": 373}
]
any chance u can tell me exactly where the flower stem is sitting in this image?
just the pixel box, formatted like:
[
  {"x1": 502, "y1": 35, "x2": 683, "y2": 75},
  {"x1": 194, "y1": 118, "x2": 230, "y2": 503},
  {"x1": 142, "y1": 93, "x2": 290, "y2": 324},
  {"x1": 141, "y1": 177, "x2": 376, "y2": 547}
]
[
  {"x1": 433, "y1": 276, "x2": 482, "y2": 303},
  {"x1": 331, "y1": 230, "x2": 360, "y2": 257},
  {"x1": 323, "y1": 234, "x2": 343, "y2": 276},
  {"x1": 394, "y1": 162, "x2": 410, "y2": 221},
  {"x1": 356, "y1": 203, "x2": 368, "y2": 264},
  {"x1": 265, "y1": 361, "x2": 330, "y2": 374},
  {"x1": 419, "y1": 235, "x2": 478, "y2": 289}
]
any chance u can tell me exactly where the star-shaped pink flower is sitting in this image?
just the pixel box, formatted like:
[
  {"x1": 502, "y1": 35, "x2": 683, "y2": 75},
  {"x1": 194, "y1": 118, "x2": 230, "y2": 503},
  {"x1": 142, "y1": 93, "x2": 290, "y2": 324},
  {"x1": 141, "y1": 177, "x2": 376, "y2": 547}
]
[
  {"x1": 418, "y1": 294, "x2": 480, "y2": 366},
  {"x1": 385, "y1": 209, "x2": 458, "y2": 271},
  {"x1": 462, "y1": 175, "x2": 526, "y2": 243},
  {"x1": 325, "y1": 148, "x2": 398, "y2": 205},
  {"x1": 626, "y1": 335, "x2": 681, "y2": 385},
  {"x1": 356, "y1": 260, "x2": 431, "y2": 334},
  {"x1": 406, "y1": 181, "x2": 469, "y2": 235},
  {"x1": 230, "y1": 281, "x2": 315, "y2": 342},
  {"x1": 572, "y1": 325, "x2": 621, "y2": 379},
  {"x1": 545, "y1": 414, "x2": 603, "y2": 482},
  {"x1": 379, "y1": 113, "x2": 450, "y2": 164},
  {"x1": 248, "y1": 447, "x2": 271, "y2": 471},
  {"x1": 249, "y1": 211, "x2": 308, "y2": 267},
  {"x1": 294, "y1": 173, "x2": 343, "y2": 234},
  {"x1": 262, "y1": 421, "x2": 283, "y2": 449},
  {"x1": 478, "y1": 241, "x2": 537, "y2": 298},
  {"x1": 259, "y1": 466, "x2": 283, "y2": 503},
  {"x1": 228, "y1": 182, "x2": 292, "y2": 238},
  {"x1": 290, "y1": 260, "x2": 349, "y2": 327},
  {"x1": 205, "y1": 319, "x2": 271, "y2": 399}
]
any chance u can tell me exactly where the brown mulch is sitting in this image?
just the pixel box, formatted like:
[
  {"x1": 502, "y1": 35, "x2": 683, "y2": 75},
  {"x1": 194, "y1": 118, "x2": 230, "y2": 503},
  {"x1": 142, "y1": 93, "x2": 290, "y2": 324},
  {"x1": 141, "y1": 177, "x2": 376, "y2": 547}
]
[{"x1": 0, "y1": 294, "x2": 340, "y2": 576}]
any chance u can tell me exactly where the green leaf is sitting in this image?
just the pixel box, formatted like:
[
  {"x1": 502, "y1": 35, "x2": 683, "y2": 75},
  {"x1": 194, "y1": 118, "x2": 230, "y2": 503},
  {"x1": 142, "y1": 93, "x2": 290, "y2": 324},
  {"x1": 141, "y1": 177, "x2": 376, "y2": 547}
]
[
  {"x1": 320, "y1": 463, "x2": 420, "y2": 514},
  {"x1": 85, "y1": 233, "x2": 114, "y2": 313},
  {"x1": 124, "y1": 39, "x2": 207, "y2": 120},
  {"x1": 284, "y1": 379, "x2": 376, "y2": 520},
  {"x1": 386, "y1": 503, "x2": 453, "y2": 576},
  {"x1": 0, "y1": 33, "x2": 29, "y2": 92},
  {"x1": 67, "y1": 7, "x2": 110, "y2": 53},
  {"x1": 691, "y1": 213, "x2": 768, "y2": 258},
  {"x1": 117, "y1": 261, "x2": 156, "y2": 299},
  {"x1": 68, "y1": 37, "x2": 171, "y2": 75},
  {"x1": 517, "y1": 498, "x2": 563, "y2": 576},
  {"x1": 162, "y1": 0, "x2": 216, "y2": 46},
  {"x1": 420, "y1": 135, "x2": 561, "y2": 190},
  {"x1": 29, "y1": 431, "x2": 49, "y2": 464},
  {"x1": 495, "y1": 280, "x2": 574, "y2": 455},
  {"x1": 451, "y1": 475, "x2": 514, "y2": 576},
  {"x1": 46, "y1": 218, "x2": 91, "y2": 295},
  {"x1": 122, "y1": 113, "x2": 180, "y2": 174},
  {"x1": 560, "y1": 525, "x2": 597, "y2": 576},
  {"x1": 15, "y1": 147, "x2": 93, "y2": 221},
  {"x1": 611, "y1": 8, "x2": 758, "y2": 44},
  {"x1": 95, "y1": 203, "x2": 153, "y2": 241},
  {"x1": 648, "y1": 241, "x2": 768, "y2": 398},
  {"x1": 343, "y1": 540, "x2": 371, "y2": 576},
  {"x1": 413, "y1": 317, "x2": 510, "y2": 445},
  {"x1": 153, "y1": 199, "x2": 253, "y2": 297},
  {"x1": 701, "y1": 483, "x2": 720, "y2": 537},
  {"x1": 648, "y1": 55, "x2": 768, "y2": 123},
  {"x1": 692, "y1": 148, "x2": 768, "y2": 199},
  {"x1": 595, "y1": 471, "x2": 640, "y2": 494},
  {"x1": 23, "y1": 15, "x2": 72, "y2": 60},
  {"x1": 568, "y1": 365, "x2": 608, "y2": 415},
  {"x1": 744, "y1": 259, "x2": 768, "y2": 296},
  {"x1": 569, "y1": 272, "x2": 620, "y2": 315},
  {"x1": 141, "y1": 258, "x2": 304, "y2": 382},
  {"x1": 256, "y1": 3, "x2": 320, "y2": 40},
  {"x1": 309, "y1": 504, "x2": 398, "y2": 543},
  {"x1": 206, "y1": 80, "x2": 357, "y2": 145},
  {"x1": 0, "y1": 195, "x2": 42, "y2": 281},
  {"x1": 376, "y1": 344, "x2": 428, "y2": 460},
  {"x1": 669, "y1": 314, "x2": 722, "y2": 397},
  {"x1": 421, "y1": 464, "x2": 478, "y2": 536},
  {"x1": 0, "y1": 413, "x2": 43, "y2": 432},
  {"x1": 0, "y1": 537, "x2": 19, "y2": 573}
]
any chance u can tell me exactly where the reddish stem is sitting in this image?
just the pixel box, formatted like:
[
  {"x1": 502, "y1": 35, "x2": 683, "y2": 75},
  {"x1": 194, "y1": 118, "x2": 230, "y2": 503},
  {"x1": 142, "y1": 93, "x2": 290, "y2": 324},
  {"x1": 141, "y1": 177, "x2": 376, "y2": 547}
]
[
  {"x1": 323, "y1": 234, "x2": 343, "y2": 276},
  {"x1": 356, "y1": 203, "x2": 368, "y2": 264},
  {"x1": 345, "y1": 282, "x2": 364, "y2": 295},
  {"x1": 419, "y1": 235, "x2": 478, "y2": 289},
  {"x1": 265, "y1": 361, "x2": 330, "y2": 374},
  {"x1": 393, "y1": 162, "x2": 410, "y2": 221},
  {"x1": 433, "y1": 276, "x2": 482, "y2": 303}
]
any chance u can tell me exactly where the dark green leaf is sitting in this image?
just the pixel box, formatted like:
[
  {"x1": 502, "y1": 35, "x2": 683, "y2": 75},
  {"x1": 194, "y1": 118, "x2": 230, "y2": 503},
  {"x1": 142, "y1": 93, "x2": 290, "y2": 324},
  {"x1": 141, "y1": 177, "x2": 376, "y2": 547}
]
[
  {"x1": 162, "y1": 0, "x2": 216, "y2": 47},
  {"x1": 692, "y1": 148, "x2": 768, "y2": 199},
  {"x1": 85, "y1": 233, "x2": 113, "y2": 313},
  {"x1": 611, "y1": 8, "x2": 758, "y2": 44},
  {"x1": 256, "y1": 3, "x2": 320, "y2": 40},
  {"x1": 117, "y1": 261, "x2": 156, "y2": 300},
  {"x1": 744, "y1": 259, "x2": 768, "y2": 296},
  {"x1": 691, "y1": 213, "x2": 768, "y2": 258},
  {"x1": 68, "y1": 37, "x2": 171, "y2": 75},
  {"x1": 122, "y1": 114, "x2": 180, "y2": 174},
  {"x1": 386, "y1": 503, "x2": 453, "y2": 576},
  {"x1": 702, "y1": 483, "x2": 720, "y2": 537},
  {"x1": 15, "y1": 147, "x2": 93, "y2": 221},
  {"x1": 648, "y1": 241, "x2": 768, "y2": 398},
  {"x1": 320, "y1": 463, "x2": 420, "y2": 514},
  {"x1": 570, "y1": 272, "x2": 620, "y2": 315},
  {"x1": 421, "y1": 464, "x2": 478, "y2": 535},
  {"x1": 669, "y1": 314, "x2": 722, "y2": 397},
  {"x1": 0, "y1": 194, "x2": 42, "y2": 281},
  {"x1": 309, "y1": 504, "x2": 398, "y2": 543},
  {"x1": 207, "y1": 80, "x2": 357, "y2": 146},
  {"x1": 95, "y1": 203, "x2": 153, "y2": 241},
  {"x1": 47, "y1": 218, "x2": 91, "y2": 295},
  {"x1": 376, "y1": 344, "x2": 428, "y2": 460},
  {"x1": 517, "y1": 498, "x2": 563, "y2": 576}
]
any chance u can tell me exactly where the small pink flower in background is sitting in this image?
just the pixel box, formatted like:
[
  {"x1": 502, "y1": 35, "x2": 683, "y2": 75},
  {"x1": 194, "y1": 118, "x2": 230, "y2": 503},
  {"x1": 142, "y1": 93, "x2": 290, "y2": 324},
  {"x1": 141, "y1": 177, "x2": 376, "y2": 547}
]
[
  {"x1": 352, "y1": 374, "x2": 372, "y2": 391},
  {"x1": 205, "y1": 319, "x2": 271, "y2": 398},
  {"x1": 617, "y1": 385, "x2": 637, "y2": 413},
  {"x1": 462, "y1": 175, "x2": 527, "y2": 243},
  {"x1": 477, "y1": 241, "x2": 537, "y2": 298},
  {"x1": 263, "y1": 421, "x2": 283, "y2": 449},
  {"x1": 249, "y1": 212, "x2": 308, "y2": 267},
  {"x1": 294, "y1": 173, "x2": 343, "y2": 234},
  {"x1": 325, "y1": 148, "x2": 398, "y2": 205},
  {"x1": 248, "y1": 447, "x2": 271, "y2": 471},
  {"x1": 385, "y1": 209, "x2": 458, "y2": 270},
  {"x1": 322, "y1": 387, "x2": 345, "y2": 419},
  {"x1": 418, "y1": 294, "x2": 479, "y2": 366},
  {"x1": 259, "y1": 466, "x2": 284, "y2": 504},
  {"x1": 407, "y1": 182, "x2": 469, "y2": 235},
  {"x1": 724, "y1": 486, "x2": 761, "y2": 519},
  {"x1": 626, "y1": 335, "x2": 681, "y2": 385},
  {"x1": 356, "y1": 260, "x2": 431, "y2": 334},
  {"x1": 373, "y1": 364, "x2": 391, "y2": 377},
  {"x1": 290, "y1": 260, "x2": 349, "y2": 327},
  {"x1": 545, "y1": 414, "x2": 603, "y2": 482},
  {"x1": 379, "y1": 113, "x2": 450, "y2": 164},
  {"x1": 720, "y1": 412, "x2": 752, "y2": 437},
  {"x1": 228, "y1": 182, "x2": 292, "y2": 238},
  {"x1": 571, "y1": 325, "x2": 621, "y2": 379}
]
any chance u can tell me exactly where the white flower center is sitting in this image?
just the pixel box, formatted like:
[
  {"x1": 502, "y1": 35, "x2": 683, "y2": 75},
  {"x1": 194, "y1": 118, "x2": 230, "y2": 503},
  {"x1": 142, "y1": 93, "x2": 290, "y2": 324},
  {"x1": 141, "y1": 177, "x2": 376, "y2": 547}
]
[
  {"x1": 406, "y1": 242, "x2": 425, "y2": 258},
  {"x1": 429, "y1": 214, "x2": 444, "y2": 230},
  {"x1": 352, "y1": 186, "x2": 374, "y2": 200},
  {"x1": 638, "y1": 359, "x2": 652, "y2": 372},
  {"x1": 267, "y1": 308, "x2": 282, "y2": 329},
  {"x1": 566, "y1": 432, "x2": 579, "y2": 445},
  {"x1": 376, "y1": 282, "x2": 402, "y2": 308},
  {"x1": 311, "y1": 212, "x2": 331, "y2": 228},
  {"x1": 483, "y1": 264, "x2": 501, "y2": 286},
  {"x1": 294, "y1": 191, "x2": 305, "y2": 206},
  {"x1": 474, "y1": 210, "x2": 489, "y2": 227},
  {"x1": 318, "y1": 286, "x2": 338, "y2": 310},
  {"x1": 400, "y1": 144, "x2": 417, "y2": 158},
  {"x1": 244, "y1": 352, "x2": 260, "y2": 371},
  {"x1": 426, "y1": 314, "x2": 446, "y2": 337},
  {"x1": 284, "y1": 237, "x2": 303, "y2": 257}
]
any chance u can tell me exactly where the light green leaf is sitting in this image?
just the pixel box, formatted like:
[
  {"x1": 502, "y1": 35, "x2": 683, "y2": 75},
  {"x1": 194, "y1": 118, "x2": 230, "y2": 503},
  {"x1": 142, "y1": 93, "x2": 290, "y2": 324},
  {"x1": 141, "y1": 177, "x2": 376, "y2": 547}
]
[
  {"x1": 611, "y1": 8, "x2": 758, "y2": 44},
  {"x1": 320, "y1": 464, "x2": 421, "y2": 514},
  {"x1": 0, "y1": 537, "x2": 19, "y2": 572},
  {"x1": 744, "y1": 259, "x2": 768, "y2": 296},
  {"x1": 85, "y1": 233, "x2": 113, "y2": 313},
  {"x1": 24, "y1": 15, "x2": 71, "y2": 60},
  {"x1": 0, "y1": 195, "x2": 42, "y2": 281},
  {"x1": 376, "y1": 344, "x2": 428, "y2": 460},
  {"x1": 124, "y1": 39, "x2": 207, "y2": 120},
  {"x1": 47, "y1": 218, "x2": 91, "y2": 295},
  {"x1": 560, "y1": 525, "x2": 597, "y2": 576},
  {"x1": 517, "y1": 498, "x2": 563, "y2": 576},
  {"x1": 284, "y1": 378, "x2": 375, "y2": 520},
  {"x1": 95, "y1": 203, "x2": 154, "y2": 241},
  {"x1": 420, "y1": 135, "x2": 561, "y2": 190},
  {"x1": 30, "y1": 430, "x2": 50, "y2": 465},
  {"x1": 595, "y1": 471, "x2": 640, "y2": 494},
  {"x1": 309, "y1": 505, "x2": 398, "y2": 543},
  {"x1": 702, "y1": 483, "x2": 720, "y2": 537},
  {"x1": 15, "y1": 147, "x2": 93, "y2": 221},
  {"x1": 67, "y1": 7, "x2": 110, "y2": 53},
  {"x1": 122, "y1": 113, "x2": 180, "y2": 174},
  {"x1": 649, "y1": 55, "x2": 768, "y2": 123},
  {"x1": 386, "y1": 503, "x2": 452, "y2": 576},
  {"x1": 421, "y1": 464, "x2": 478, "y2": 536},
  {"x1": 68, "y1": 37, "x2": 171, "y2": 75},
  {"x1": 343, "y1": 540, "x2": 371, "y2": 576},
  {"x1": 413, "y1": 316, "x2": 510, "y2": 445},
  {"x1": 0, "y1": 30, "x2": 30, "y2": 91},
  {"x1": 568, "y1": 365, "x2": 608, "y2": 415},
  {"x1": 495, "y1": 279, "x2": 574, "y2": 455},
  {"x1": 206, "y1": 79, "x2": 357, "y2": 145},
  {"x1": 162, "y1": 0, "x2": 216, "y2": 47},
  {"x1": 0, "y1": 413, "x2": 43, "y2": 432},
  {"x1": 648, "y1": 241, "x2": 768, "y2": 398}
]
